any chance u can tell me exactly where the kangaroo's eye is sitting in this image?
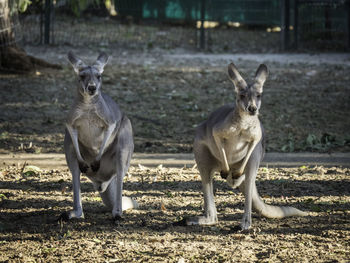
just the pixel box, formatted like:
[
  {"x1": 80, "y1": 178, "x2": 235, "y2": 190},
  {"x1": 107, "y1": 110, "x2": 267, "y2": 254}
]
[
  {"x1": 256, "y1": 94, "x2": 262, "y2": 98},
  {"x1": 97, "y1": 75, "x2": 101, "y2": 81},
  {"x1": 79, "y1": 74, "x2": 86, "y2": 80},
  {"x1": 240, "y1": 94, "x2": 245, "y2": 99}
]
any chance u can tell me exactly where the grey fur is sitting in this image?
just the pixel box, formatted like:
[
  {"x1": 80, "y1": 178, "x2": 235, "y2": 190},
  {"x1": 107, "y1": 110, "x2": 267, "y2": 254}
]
[
  {"x1": 63, "y1": 52, "x2": 137, "y2": 220},
  {"x1": 187, "y1": 63, "x2": 307, "y2": 230}
]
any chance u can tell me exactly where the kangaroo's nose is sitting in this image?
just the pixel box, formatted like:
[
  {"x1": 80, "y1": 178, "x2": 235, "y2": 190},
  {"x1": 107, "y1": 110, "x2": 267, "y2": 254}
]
[
  {"x1": 248, "y1": 105, "x2": 257, "y2": 115},
  {"x1": 87, "y1": 85, "x2": 96, "y2": 94}
]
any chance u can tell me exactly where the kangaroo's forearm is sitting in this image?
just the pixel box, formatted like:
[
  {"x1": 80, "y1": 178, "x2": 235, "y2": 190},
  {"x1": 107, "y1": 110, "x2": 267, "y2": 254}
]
[
  {"x1": 66, "y1": 124, "x2": 84, "y2": 162},
  {"x1": 213, "y1": 132, "x2": 230, "y2": 172},
  {"x1": 96, "y1": 122, "x2": 116, "y2": 160},
  {"x1": 238, "y1": 139, "x2": 259, "y2": 174}
]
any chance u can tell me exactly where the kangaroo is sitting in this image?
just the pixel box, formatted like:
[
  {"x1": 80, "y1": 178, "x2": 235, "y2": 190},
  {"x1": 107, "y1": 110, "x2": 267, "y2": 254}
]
[
  {"x1": 187, "y1": 63, "x2": 307, "y2": 230},
  {"x1": 61, "y1": 52, "x2": 138, "y2": 221}
]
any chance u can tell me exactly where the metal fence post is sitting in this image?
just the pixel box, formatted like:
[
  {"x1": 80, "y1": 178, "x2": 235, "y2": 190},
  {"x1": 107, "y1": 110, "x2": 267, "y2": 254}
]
[
  {"x1": 347, "y1": 0, "x2": 350, "y2": 49},
  {"x1": 280, "y1": 0, "x2": 290, "y2": 50},
  {"x1": 293, "y1": 0, "x2": 298, "y2": 49},
  {"x1": 40, "y1": 2, "x2": 43, "y2": 44},
  {"x1": 44, "y1": 0, "x2": 52, "y2": 44},
  {"x1": 200, "y1": 0, "x2": 206, "y2": 50}
]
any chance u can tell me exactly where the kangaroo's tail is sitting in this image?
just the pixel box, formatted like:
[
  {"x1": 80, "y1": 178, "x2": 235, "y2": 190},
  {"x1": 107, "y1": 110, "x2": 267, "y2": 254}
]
[
  {"x1": 99, "y1": 176, "x2": 139, "y2": 211},
  {"x1": 100, "y1": 193, "x2": 139, "y2": 211},
  {"x1": 122, "y1": 196, "x2": 139, "y2": 211},
  {"x1": 240, "y1": 180, "x2": 308, "y2": 218}
]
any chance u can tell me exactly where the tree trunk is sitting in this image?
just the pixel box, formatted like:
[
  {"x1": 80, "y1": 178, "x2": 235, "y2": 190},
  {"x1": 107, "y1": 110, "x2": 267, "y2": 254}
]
[{"x1": 0, "y1": 0, "x2": 61, "y2": 73}]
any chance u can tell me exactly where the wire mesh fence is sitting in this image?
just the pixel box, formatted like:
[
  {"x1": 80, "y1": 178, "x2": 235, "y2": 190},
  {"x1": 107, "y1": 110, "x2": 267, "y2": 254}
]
[
  {"x1": 9, "y1": 0, "x2": 350, "y2": 52},
  {"x1": 296, "y1": 0, "x2": 349, "y2": 50},
  {"x1": 19, "y1": 14, "x2": 198, "y2": 50}
]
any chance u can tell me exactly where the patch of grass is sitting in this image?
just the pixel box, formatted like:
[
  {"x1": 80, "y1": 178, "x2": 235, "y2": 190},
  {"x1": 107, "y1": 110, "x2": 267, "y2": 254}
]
[
  {"x1": 0, "y1": 193, "x2": 8, "y2": 201},
  {"x1": 304, "y1": 133, "x2": 346, "y2": 151}
]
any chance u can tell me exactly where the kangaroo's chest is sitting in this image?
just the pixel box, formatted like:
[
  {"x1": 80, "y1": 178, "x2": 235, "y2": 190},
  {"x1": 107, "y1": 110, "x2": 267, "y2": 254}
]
[
  {"x1": 74, "y1": 110, "x2": 106, "y2": 153},
  {"x1": 224, "y1": 122, "x2": 261, "y2": 164}
]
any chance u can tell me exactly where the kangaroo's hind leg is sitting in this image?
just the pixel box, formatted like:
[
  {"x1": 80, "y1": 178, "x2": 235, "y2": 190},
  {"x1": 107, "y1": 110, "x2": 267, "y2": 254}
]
[
  {"x1": 238, "y1": 141, "x2": 263, "y2": 230},
  {"x1": 62, "y1": 130, "x2": 84, "y2": 220},
  {"x1": 186, "y1": 142, "x2": 219, "y2": 225},
  {"x1": 100, "y1": 117, "x2": 136, "y2": 220}
]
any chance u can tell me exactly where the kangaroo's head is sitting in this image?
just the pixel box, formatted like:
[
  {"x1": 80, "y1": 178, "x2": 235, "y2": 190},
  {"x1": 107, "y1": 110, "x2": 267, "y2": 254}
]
[
  {"x1": 67, "y1": 51, "x2": 109, "y2": 98},
  {"x1": 228, "y1": 63, "x2": 268, "y2": 116}
]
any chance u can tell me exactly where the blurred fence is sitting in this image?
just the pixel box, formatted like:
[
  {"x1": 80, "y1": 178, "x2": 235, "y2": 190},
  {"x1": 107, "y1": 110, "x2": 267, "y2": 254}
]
[
  {"x1": 296, "y1": 0, "x2": 350, "y2": 50},
  {"x1": 116, "y1": 0, "x2": 281, "y2": 25},
  {"x1": 15, "y1": 0, "x2": 350, "y2": 51}
]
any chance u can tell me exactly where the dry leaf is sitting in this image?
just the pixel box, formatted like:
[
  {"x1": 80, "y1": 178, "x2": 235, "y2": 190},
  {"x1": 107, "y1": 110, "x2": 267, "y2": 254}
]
[
  {"x1": 138, "y1": 164, "x2": 147, "y2": 171},
  {"x1": 160, "y1": 202, "x2": 167, "y2": 211}
]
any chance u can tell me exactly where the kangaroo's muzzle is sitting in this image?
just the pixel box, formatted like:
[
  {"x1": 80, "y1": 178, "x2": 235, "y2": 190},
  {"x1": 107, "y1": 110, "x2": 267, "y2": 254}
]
[
  {"x1": 247, "y1": 105, "x2": 257, "y2": 115},
  {"x1": 87, "y1": 85, "x2": 96, "y2": 95}
]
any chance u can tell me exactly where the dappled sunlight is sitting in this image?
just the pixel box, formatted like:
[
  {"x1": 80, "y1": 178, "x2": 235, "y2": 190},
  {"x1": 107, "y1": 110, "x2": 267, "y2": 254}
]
[{"x1": 0, "y1": 164, "x2": 349, "y2": 261}]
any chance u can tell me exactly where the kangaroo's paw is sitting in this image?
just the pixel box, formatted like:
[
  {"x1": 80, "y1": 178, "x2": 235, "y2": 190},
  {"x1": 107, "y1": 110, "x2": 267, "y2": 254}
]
[
  {"x1": 91, "y1": 160, "x2": 100, "y2": 172},
  {"x1": 185, "y1": 215, "x2": 218, "y2": 226},
  {"x1": 220, "y1": 170, "x2": 229, "y2": 179},
  {"x1": 231, "y1": 170, "x2": 243, "y2": 179},
  {"x1": 58, "y1": 210, "x2": 84, "y2": 222},
  {"x1": 220, "y1": 171, "x2": 230, "y2": 179},
  {"x1": 226, "y1": 174, "x2": 245, "y2": 189},
  {"x1": 78, "y1": 161, "x2": 89, "y2": 173}
]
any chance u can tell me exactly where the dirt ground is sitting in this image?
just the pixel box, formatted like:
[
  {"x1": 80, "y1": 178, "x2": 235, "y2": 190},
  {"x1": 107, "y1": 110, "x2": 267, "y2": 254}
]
[
  {"x1": 0, "y1": 45, "x2": 350, "y2": 154},
  {"x1": 0, "y1": 164, "x2": 349, "y2": 262}
]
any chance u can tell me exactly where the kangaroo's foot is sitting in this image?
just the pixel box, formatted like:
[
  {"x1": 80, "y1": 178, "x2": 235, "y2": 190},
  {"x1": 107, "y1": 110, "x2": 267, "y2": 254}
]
[
  {"x1": 240, "y1": 213, "x2": 252, "y2": 230},
  {"x1": 58, "y1": 210, "x2": 84, "y2": 222},
  {"x1": 186, "y1": 215, "x2": 218, "y2": 226}
]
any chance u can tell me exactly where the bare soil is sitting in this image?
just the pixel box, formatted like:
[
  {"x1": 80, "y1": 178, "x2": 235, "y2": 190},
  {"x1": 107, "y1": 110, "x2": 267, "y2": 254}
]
[{"x1": 0, "y1": 164, "x2": 349, "y2": 262}]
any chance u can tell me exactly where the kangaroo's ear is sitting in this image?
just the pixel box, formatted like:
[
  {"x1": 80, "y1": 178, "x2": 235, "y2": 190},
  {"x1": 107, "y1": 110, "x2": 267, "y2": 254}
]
[
  {"x1": 67, "y1": 51, "x2": 87, "y2": 74},
  {"x1": 93, "y1": 52, "x2": 109, "y2": 74},
  {"x1": 228, "y1": 63, "x2": 247, "y2": 93},
  {"x1": 254, "y1": 64, "x2": 268, "y2": 92}
]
